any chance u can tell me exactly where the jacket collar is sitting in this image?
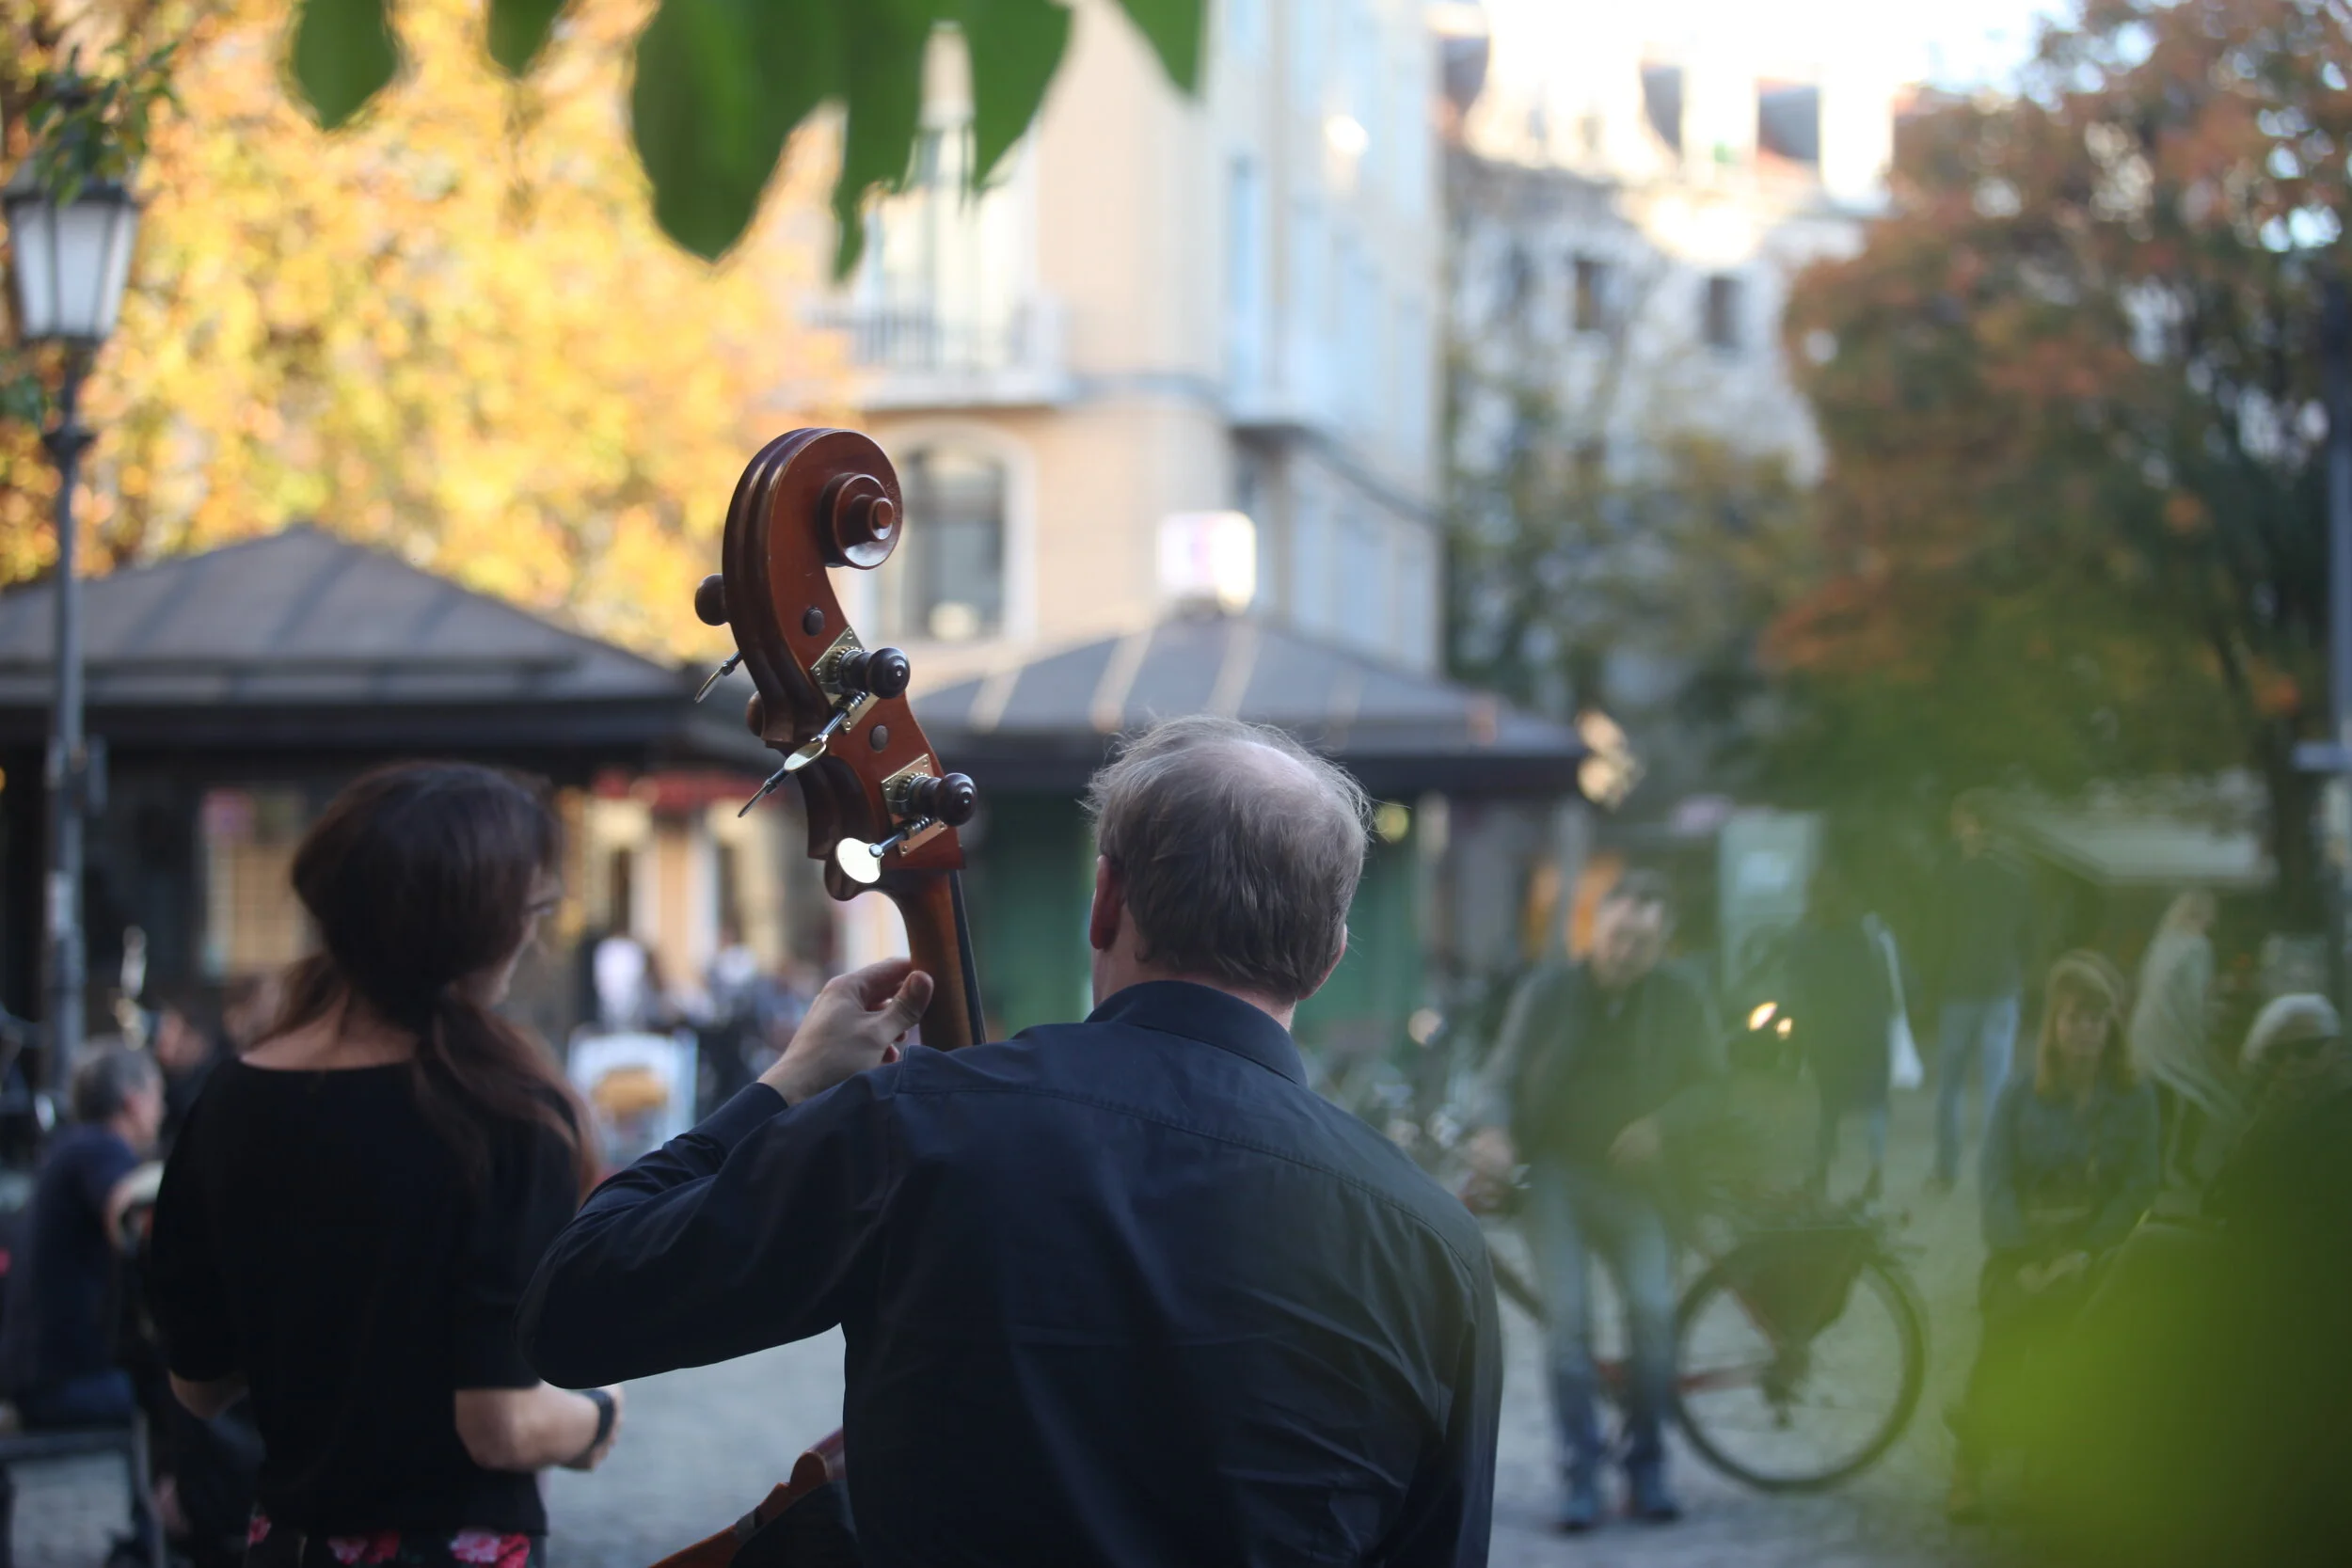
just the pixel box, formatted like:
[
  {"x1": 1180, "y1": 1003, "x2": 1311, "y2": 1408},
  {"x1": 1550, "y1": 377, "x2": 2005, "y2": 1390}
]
[{"x1": 1086, "y1": 980, "x2": 1307, "y2": 1085}]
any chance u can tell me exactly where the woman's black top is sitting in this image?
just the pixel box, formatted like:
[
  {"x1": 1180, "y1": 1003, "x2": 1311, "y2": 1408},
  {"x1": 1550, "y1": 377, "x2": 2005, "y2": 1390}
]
[{"x1": 147, "y1": 1057, "x2": 580, "y2": 1536}]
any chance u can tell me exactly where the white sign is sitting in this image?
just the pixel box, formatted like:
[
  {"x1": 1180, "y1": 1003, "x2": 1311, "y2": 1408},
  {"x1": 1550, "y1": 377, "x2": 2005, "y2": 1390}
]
[
  {"x1": 1157, "y1": 511, "x2": 1257, "y2": 611},
  {"x1": 569, "y1": 1031, "x2": 698, "y2": 1170}
]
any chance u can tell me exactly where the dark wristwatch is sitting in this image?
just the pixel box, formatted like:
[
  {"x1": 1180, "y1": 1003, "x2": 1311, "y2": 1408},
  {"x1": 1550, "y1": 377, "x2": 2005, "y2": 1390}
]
[{"x1": 570, "y1": 1387, "x2": 616, "y2": 1467}]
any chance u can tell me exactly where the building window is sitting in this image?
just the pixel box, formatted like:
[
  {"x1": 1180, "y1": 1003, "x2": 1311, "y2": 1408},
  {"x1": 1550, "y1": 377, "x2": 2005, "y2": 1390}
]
[
  {"x1": 1572, "y1": 255, "x2": 1610, "y2": 333},
  {"x1": 854, "y1": 120, "x2": 1028, "y2": 376},
  {"x1": 1223, "y1": 0, "x2": 1267, "y2": 68},
  {"x1": 1702, "y1": 274, "x2": 1742, "y2": 353},
  {"x1": 1287, "y1": 196, "x2": 1327, "y2": 402},
  {"x1": 607, "y1": 846, "x2": 636, "y2": 932},
  {"x1": 1339, "y1": 237, "x2": 1379, "y2": 430},
  {"x1": 200, "y1": 788, "x2": 311, "y2": 978},
  {"x1": 1290, "y1": 492, "x2": 1333, "y2": 636},
  {"x1": 1288, "y1": 0, "x2": 1326, "y2": 106},
  {"x1": 1226, "y1": 154, "x2": 1267, "y2": 395},
  {"x1": 1499, "y1": 242, "x2": 1533, "y2": 323},
  {"x1": 1337, "y1": 508, "x2": 1386, "y2": 651},
  {"x1": 1756, "y1": 82, "x2": 1822, "y2": 166},
  {"x1": 1641, "y1": 63, "x2": 1684, "y2": 154},
  {"x1": 714, "y1": 840, "x2": 742, "y2": 941},
  {"x1": 893, "y1": 446, "x2": 1007, "y2": 642},
  {"x1": 1394, "y1": 295, "x2": 1428, "y2": 448}
]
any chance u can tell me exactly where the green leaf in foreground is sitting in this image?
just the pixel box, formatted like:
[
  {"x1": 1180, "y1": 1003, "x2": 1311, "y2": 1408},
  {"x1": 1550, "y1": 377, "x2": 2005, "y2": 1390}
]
[
  {"x1": 1116, "y1": 0, "x2": 1201, "y2": 94},
  {"x1": 288, "y1": 0, "x2": 402, "y2": 130},
  {"x1": 829, "y1": 0, "x2": 938, "y2": 277},
  {"x1": 631, "y1": 0, "x2": 837, "y2": 260},
  {"x1": 962, "y1": 0, "x2": 1072, "y2": 186},
  {"x1": 488, "y1": 0, "x2": 570, "y2": 76}
]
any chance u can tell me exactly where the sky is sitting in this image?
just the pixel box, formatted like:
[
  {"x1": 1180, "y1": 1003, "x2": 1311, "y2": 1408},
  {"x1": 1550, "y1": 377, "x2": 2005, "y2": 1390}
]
[
  {"x1": 1476, "y1": 0, "x2": 2078, "y2": 93},
  {"x1": 1749, "y1": 0, "x2": 2077, "y2": 87}
]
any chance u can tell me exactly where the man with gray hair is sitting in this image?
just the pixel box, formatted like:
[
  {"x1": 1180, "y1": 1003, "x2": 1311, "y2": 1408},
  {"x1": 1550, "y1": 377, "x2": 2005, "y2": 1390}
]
[{"x1": 526, "y1": 717, "x2": 1502, "y2": 1566}]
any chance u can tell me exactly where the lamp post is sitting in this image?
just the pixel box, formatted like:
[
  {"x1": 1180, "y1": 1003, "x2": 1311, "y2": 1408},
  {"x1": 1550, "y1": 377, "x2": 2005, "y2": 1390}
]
[
  {"x1": 2326, "y1": 275, "x2": 2352, "y2": 1014},
  {"x1": 4, "y1": 163, "x2": 140, "y2": 1093}
]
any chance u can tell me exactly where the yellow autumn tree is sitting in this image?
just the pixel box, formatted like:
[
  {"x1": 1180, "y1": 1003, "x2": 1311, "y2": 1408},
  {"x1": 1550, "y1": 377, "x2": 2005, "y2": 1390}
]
[{"x1": 0, "y1": 0, "x2": 844, "y2": 658}]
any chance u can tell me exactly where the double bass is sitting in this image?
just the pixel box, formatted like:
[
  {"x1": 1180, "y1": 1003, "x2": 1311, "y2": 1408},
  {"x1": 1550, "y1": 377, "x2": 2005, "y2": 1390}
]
[{"x1": 655, "y1": 428, "x2": 986, "y2": 1568}]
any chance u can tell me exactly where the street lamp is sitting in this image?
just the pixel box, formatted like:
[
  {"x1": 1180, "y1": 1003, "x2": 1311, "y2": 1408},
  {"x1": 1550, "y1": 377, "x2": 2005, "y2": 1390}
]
[{"x1": 4, "y1": 161, "x2": 140, "y2": 1093}]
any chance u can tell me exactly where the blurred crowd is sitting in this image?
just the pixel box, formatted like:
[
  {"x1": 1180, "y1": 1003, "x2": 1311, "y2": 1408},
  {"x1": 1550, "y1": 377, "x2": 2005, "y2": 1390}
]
[
  {"x1": 2, "y1": 771, "x2": 2350, "y2": 1566},
  {"x1": 1416, "y1": 792, "x2": 2352, "y2": 1560}
]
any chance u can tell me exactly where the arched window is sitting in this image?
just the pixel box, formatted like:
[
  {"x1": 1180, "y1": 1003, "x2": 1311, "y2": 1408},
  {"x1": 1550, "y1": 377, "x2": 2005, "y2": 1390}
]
[{"x1": 889, "y1": 446, "x2": 1006, "y2": 642}]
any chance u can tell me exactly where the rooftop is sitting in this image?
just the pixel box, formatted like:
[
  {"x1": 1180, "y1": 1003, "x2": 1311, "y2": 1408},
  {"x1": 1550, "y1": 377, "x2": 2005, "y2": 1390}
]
[
  {"x1": 0, "y1": 529, "x2": 765, "y2": 768},
  {"x1": 912, "y1": 610, "x2": 1585, "y2": 798}
]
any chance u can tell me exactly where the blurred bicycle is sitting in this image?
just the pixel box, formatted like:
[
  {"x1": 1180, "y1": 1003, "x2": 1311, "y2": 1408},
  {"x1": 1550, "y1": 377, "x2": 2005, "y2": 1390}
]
[{"x1": 1403, "y1": 1003, "x2": 1929, "y2": 1495}]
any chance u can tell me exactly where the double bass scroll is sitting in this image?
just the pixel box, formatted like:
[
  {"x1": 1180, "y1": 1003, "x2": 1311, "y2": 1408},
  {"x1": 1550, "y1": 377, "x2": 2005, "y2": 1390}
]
[{"x1": 691, "y1": 427, "x2": 988, "y2": 1053}]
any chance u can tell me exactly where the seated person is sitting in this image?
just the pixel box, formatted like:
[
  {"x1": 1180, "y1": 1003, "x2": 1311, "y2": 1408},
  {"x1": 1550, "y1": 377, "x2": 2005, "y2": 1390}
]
[
  {"x1": 1947, "y1": 953, "x2": 2156, "y2": 1521},
  {"x1": 0, "y1": 1041, "x2": 164, "y2": 1427},
  {"x1": 0, "y1": 1042, "x2": 166, "y2": 1560}
]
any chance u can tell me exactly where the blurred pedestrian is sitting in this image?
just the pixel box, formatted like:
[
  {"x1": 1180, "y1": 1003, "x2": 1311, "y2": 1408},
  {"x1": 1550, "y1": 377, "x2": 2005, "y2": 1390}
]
[
  {"x1": 2185, "y1": 993, "x2": 2352, "y2": 1564},
  {"x1": 2029, "y1": 993, "x2": 2352, "y2": 1568},
  {"x1": 1947, "y1": 951, "x2": 2156, "y2": 1520},
  {"x1": 591, "y1": 929, "x2": 652, "y2": 1032},
  {"x1": 146, "y1": 763, "x2": 625, "y2": 1568},
  {"x1": 709, "y1": 925, "x2": 760, "y2": 1022},
  {"x1": 1786, "y1": 863, "x2": 1897, "y2": 1205},
  {"x1": 696, "y1": 926, "x2": 766, "y2": 1116},
  {"x1": 0, "y1": 1041, "x2": 167, "y2": 1556},
  {"x1": 1931, "y1": 795, "x2": 2037, "y2": 1189},
  {"x1": 1469, "y1": 869, "x2": 1720, "y2": 1531},
  {"x1": 2128, "y1": 891, "x2": 2232, "y2": 1189},
  {"x1": 151, "y1": 991, "x2": 228, "y2": 1152}
]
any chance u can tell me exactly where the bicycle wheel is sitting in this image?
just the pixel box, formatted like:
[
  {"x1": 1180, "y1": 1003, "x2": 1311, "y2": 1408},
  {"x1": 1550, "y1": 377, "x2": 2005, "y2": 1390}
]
[{"x1": 1672, "y1": 1241, "x2": 1928, "y2": 1492}]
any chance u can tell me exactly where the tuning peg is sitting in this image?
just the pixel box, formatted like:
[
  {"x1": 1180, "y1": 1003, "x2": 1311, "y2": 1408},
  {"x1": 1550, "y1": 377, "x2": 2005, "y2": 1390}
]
[
  {"x1": 902, "y1": 771, "x2": 978, "y2": 827},
  {"x1": 835, "y1": 645, "x2": 911, "y2": 700},
  {"x1": 694, "y1": 575, "x2": 728, "y2": 626},
  {"x1": 868, "y1": 817, "x2": 934, "y2": 861},
  {"x1": 824, "y1": 473, "x2": 898, "y2": 568},
  {"x1": 773, "y1": 704, "x2": 860, "y2": 779},
  {"x1": 694, "y1": 652, "x2": 743, "y2": 703},
  {"x1": 738, "y1": 760, "x2": 790, "y2": 817}
]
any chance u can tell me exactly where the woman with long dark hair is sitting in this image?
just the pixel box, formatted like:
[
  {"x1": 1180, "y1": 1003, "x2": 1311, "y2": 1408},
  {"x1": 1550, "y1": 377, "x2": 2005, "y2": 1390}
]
[
  {"x1": 1947, "y1": 951, "x2": 2156, "y2": 1520},
  {"x1": 147, "y1": 763, "x2": 623, "y2": 1566}
]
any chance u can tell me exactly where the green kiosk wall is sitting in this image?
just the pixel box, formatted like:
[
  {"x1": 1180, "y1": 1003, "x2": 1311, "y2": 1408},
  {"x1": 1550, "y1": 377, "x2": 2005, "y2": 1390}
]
[
  {"x1": 961, "y1": 792, "x2": 1423, "y2": 1065},
  {"x1": 963, "y1": 794, "x2": 1095, "y2": 1037}
]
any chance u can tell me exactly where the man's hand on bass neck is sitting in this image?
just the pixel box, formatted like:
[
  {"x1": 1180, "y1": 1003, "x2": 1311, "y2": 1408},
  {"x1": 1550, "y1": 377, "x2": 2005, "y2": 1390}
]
[{"x1": 759, "y1": 958, "x2": 934, "y2": 1106}]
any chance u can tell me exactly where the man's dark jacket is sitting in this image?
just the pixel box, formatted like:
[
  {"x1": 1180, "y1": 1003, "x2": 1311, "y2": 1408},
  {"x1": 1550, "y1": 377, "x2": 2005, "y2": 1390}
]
[
  {"x1": 1483, "y1": 960, "x2": 1721, "y2": 1170},
  {"x1": 520, "y1": 981, "x2": 1502, "y2": 1568}
]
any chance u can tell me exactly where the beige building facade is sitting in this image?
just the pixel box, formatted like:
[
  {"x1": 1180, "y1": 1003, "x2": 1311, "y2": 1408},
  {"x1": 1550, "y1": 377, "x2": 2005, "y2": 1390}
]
[
  {"x1": 822, "y1": 0, "x2": 1446, "y2": 685},
  {"x1": 1446, "y1": 1, "x2": 1899, "y2": 482}
]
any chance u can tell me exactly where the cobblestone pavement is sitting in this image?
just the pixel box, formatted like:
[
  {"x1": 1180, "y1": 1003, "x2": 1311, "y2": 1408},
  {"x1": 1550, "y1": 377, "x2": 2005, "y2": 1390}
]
[{"x1": 14, "y1": 1096, "x2": 2008, "y2": 1567}]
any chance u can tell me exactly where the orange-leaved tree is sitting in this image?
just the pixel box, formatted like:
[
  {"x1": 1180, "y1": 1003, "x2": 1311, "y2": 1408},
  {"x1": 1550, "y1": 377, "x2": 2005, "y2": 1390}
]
[
  {"x1": 1, "y1": 0, "x2": 843, "y2": 659},
  {"x1": 1774, "y1": 0, "x2": 2348, "y2": 911}
]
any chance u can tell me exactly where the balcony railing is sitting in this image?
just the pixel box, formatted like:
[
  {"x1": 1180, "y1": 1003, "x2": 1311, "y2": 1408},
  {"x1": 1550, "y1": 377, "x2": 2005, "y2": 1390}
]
[{"x1": 816, "y1": 295, "x2": 1073, "y2": 411}]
